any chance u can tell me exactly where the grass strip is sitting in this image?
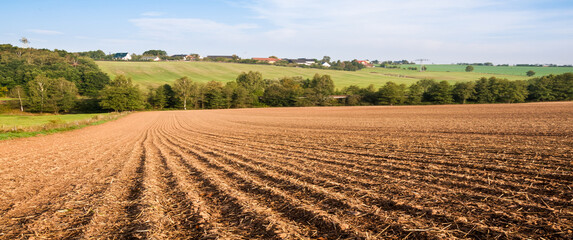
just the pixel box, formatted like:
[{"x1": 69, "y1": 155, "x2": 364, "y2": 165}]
[{"x1": 0, "y1": 112, "x2": 128, "y2": 141}]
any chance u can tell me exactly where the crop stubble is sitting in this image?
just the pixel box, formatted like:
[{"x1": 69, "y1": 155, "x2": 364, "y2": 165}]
[{"x1": 0, "y1": 102, "x2": 571, "y2": 239}]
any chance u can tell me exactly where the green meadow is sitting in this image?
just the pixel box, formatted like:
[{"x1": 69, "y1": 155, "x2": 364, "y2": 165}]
[
  {"x1": 421, "y1": 64, "x2": 573, "y2": 76},
  {"x1": 0, "y1": 113, "x2": 109, "y2": 129},
  {"x1": 0, "y1": 112, "x2": 124, "y2": 140},
  {"x1": 96, "y1": 61, "x2": 572, "y2": 89}
]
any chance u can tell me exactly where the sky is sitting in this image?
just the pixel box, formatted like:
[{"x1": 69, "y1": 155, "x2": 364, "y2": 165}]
[{"x1": 1, "y1": 0, "x2": 572, "y2": 64}]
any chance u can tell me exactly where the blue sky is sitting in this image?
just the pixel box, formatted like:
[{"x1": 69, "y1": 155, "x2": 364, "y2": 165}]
[{"x1": 2, "y1": 0, "x2": 572, "y2": 64}]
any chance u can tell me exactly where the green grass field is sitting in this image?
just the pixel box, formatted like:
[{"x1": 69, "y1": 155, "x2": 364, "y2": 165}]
[
  {"x1": 0, "y1": 112, "x2": 124, "y2": 140},
  {"x1": 0, "y1": 113, "x2": 109, "y2": 129},
  {"x1": 96, "y1": 61, "x2": 573, "y2": 89},
  {"x1": 416, "y1": 64, "x2": 573, "y2": 76}
]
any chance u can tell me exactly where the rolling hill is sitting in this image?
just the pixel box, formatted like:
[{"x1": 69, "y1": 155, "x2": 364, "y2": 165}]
[{"x1": 96, "y1": 61, "x2": 568, "y2": 89}]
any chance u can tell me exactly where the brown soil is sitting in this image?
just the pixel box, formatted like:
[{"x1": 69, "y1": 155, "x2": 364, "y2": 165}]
[{"x1": 0, "y1": 102, "x2": 571, "y2": 239}]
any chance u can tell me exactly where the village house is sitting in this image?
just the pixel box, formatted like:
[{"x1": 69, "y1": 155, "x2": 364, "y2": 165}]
[
  {"x1": 357, "y1": 60, "x2": 374, "y2": 68},
  {"x1": 113, "y1": 52, "x2": 131, "y2": 61}
]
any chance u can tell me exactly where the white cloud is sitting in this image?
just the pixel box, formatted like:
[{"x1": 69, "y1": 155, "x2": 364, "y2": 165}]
[
  {"x1": 238, "y1": 0, "x2": 573, "y2": 63},
  {"x1": 27, "y1": 29, "x2": 63, "y2": 35},
  {"x1": 129, "y1": 18, "x2": 258, "y2": 41},
  {"x1": 121, "y1": 0, "x2": 572, "y2": 63}
]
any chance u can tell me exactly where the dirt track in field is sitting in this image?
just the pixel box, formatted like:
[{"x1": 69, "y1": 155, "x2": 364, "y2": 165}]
[{"x1": 0, "y1": 102, "x2": 572, "y2": 239}]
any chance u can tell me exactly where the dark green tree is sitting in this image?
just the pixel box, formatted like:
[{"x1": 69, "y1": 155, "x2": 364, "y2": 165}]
[
  {"x1": 407, "y1": 83, "x2": 424, "y2": 105},
  {"x1": 236, "y1": 71, "x2": 265, "y2": 106},
  {"x1": 378, "y1": 82, "x2": 406, "y2": 105},
  {"x1": 225, "y1": 82, "x2": 250, "y2": 108},
  {"x1": 426, "y1": 80, "x2": 453, "y2": 104},
  {"x1": 474, "y1": 77, "x2": 494, "y2": 103},
  {"x1": 453, "y1": 82, "x2": 475, "y2": 104},
  {"x1": 27, "y1": 75, "x2": 78, "y2": 113},
  {"x1": 341, "y1": 85, "x2": 363, "y2": 106},
  {"x1": 359, "y1": 84, "x2": 379, "y2": 105},
  {"x1": 203, "y1": 81, "x2": 226, "y2": 109},
  {"x1": 147, "y1": 86, "x2": 167, "y2": 109},
  {"x1": 262, "y1": 77, "x2": 304, "y2": 107},
  {"x1": 27, "y1": 75, "x2": 49, "y2": 113},
  {"x1": 465, "y1": 65, "x2": 474, "y2": 72},
  {"x1": 142, "y1": 50, "x2": 167, "y2": 56},
  {"x1": 99, "y1": 75, "x2": 144, "y2": 112},
  {"x1": 161, "y1": 84, "x2": 179, "y2": 108},
  {"x1": 526, "y1": 70, "x2": 536, "y2": 77},
  {"x1": 503, "y1": 80, "x2": 528, "y2": 103},
  {"x1": 551, "y1": 73, "x2": 573, "y2": 100},
  {"x1": 308, "y1": 74, "x2": 335, "y2": 105},
  {"x1": 528, "y1": 73, "x2": 573, "y2": 101}
]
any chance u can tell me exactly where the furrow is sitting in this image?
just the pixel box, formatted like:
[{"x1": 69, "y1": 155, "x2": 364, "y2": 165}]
[
  {"x1": 160, "y1": 128, "x2": 403, "y2": 239},
  {"x1": 152, "y1": 127, "x2": 292, "y2": 239},
  {"x1": 180, "y1": 125, "x2": 570, "y2": 209},
  {"x1": 168, "y1": 116, "x2": 566, "y2": 238},
  {"x1": 155, "y1": 130, "x2": 329, "y2": 239},
  {"x1": 139, "y1": 125, "x2": 205, "y2": 239},
  {"x1": 81, "y1": 131, "x2": 149, "y2": 239},
  {"x1": 0, "y1": 135, "x2": 136, "y2": 239}
]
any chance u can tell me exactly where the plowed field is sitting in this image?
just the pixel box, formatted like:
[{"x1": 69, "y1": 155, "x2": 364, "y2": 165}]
[{"x1": 0, "y1": 102, "x2": 572, "y2": 239}]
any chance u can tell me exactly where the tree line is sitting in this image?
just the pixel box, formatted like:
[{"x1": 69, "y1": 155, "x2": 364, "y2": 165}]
[
  {"x1": 339, "y1": 74, "x2": 572, "y2": 106},
  {"x1": 136, "y1": 72, "x2": 572, "y2": 111},
  {"x1": 0, "y1": 44, "x2": 110, "y2": 113},
  {"x1": 132, "y1": 72, "x2": 339, "y2": 111}
]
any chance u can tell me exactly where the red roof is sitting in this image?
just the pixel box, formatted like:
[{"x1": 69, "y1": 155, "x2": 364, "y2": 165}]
[{"x1": 357, "y1": 60, "x2": 374, "y2": 67}]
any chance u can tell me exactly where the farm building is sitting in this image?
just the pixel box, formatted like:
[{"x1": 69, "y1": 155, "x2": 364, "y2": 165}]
[
  {"x1": 357, "y1": 60, "x2": 374, "y2": 68},
  {"x1": 113, "y1": 52, "x2": 131, "y2": 61}
]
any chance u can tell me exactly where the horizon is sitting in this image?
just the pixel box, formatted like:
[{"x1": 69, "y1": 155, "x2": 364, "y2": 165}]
[{"x1": 2, "y1": 0, "x2": 572, "y2": 65}]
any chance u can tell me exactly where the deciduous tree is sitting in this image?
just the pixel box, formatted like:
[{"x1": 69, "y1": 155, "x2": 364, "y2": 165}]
[
  {"x1": 173, "y1": 76, "x2": 197, "y2": 110},
  {"x1": 378, "y1": 82, "x2": 406, "y2": 105},
  {"x1": 236, "y1": 71, "x2": 265, "y2": 106},
  {"x1": 308, "y1": 74, "x2": 335, "y2": 105},
  {"x1": 27, "y1": 75, "x2": 78, "y2": 113},
  {"x1": 99, "y1": 75, "x2": 144, "y2": 112},
  {"x1": 526, "y1": 70, "x2": 536, "y2": 77},
  {"x1": 9, "y1": 85, "x2": 25, "y2": 111},
  {"x1": 427, "y1": 80, "x2": 453, "y2": 104},
  {"x1": 453, "y1": 82, "x2": 475, "y2": 104}
]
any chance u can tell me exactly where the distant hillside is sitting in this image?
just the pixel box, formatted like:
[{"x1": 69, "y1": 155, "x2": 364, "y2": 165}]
[{"x1": 96, "y1": 61, "x2": 563, "y2": 89}]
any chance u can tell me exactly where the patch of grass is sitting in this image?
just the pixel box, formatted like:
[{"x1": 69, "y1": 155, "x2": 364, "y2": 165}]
[
  {"x1": 0, "y1": 113, "x2": 109, "y2": 129},
  {"x1": 0, "y1": 112, "x2": 127, "y2": 140},
  {"x1": 96, "y1": 61, "x2": 573, "y2": 89},
  {"x1": 420, "y1": 64, "x2": 573, "y2": 76}
]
